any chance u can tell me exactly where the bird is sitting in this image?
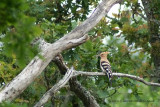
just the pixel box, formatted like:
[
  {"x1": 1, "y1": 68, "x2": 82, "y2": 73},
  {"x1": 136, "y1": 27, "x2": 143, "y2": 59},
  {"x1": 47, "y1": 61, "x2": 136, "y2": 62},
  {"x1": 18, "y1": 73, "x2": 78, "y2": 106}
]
[{"x1": 99, "y1": 51, "x2": 112, "y2": 82}]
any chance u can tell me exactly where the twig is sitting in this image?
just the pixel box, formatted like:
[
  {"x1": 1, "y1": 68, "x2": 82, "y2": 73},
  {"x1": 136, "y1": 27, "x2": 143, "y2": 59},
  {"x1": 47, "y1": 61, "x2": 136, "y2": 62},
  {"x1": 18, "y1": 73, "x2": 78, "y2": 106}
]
[{"x1": 73, "y1": 71, "x2": 160, "y2": 87}]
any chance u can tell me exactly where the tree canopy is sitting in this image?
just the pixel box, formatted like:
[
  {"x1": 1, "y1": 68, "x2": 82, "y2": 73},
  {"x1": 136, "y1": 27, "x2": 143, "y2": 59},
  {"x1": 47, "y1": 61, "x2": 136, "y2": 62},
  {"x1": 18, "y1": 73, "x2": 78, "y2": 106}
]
[{"x1": 0, "y1": 0, "x2": 160, "y2": 107}]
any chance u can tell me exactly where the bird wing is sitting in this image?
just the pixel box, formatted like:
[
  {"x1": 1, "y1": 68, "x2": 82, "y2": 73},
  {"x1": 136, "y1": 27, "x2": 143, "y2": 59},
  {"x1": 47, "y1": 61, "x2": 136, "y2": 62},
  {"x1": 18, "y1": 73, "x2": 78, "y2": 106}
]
[{"x1": 100, "y1": 61, "x2": 112, "y2": 81}]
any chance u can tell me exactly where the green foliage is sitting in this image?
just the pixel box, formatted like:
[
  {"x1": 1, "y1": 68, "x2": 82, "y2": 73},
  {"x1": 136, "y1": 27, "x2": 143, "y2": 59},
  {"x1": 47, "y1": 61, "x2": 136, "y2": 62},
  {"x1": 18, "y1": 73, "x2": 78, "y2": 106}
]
[
  {"x1": 0, "y1": 53, "x2": 21, "y2": 88},
  {"x1": 0, "y1": 102, "x2": 27, "y2": 107},
  {"x1": 0, "y1": 0, "x2": 27, "y2": 31},
  {"x1": 40, "y1": 19, "x2": 69, "y2": 43},
  {"x1": 0, "y1": 0, "x2": 160, "y2": 107},
  {"x1": 2, "y1": 16, "x2": 41, "y2": 67},
  {"x1": 0, "y1": 0, "x2": 42, "y2": 67}
]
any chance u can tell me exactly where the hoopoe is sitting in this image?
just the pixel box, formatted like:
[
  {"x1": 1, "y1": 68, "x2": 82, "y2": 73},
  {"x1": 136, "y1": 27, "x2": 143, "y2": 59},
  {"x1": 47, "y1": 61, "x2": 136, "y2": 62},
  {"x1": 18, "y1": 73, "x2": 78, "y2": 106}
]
[{"x1": 99, "y1": 51, "x2": 112, "y2": 81}]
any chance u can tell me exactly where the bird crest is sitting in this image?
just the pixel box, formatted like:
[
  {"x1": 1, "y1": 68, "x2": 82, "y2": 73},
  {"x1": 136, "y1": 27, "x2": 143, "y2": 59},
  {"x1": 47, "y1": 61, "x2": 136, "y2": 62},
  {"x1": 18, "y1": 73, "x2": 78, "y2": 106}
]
[{"x1": 100, "y1": 51, "x2": 110, "y2": 57}]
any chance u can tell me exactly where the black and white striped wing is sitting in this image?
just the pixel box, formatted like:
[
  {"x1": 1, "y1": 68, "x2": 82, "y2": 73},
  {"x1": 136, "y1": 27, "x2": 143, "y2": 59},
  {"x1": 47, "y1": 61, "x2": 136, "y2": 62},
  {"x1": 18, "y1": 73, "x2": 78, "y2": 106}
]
[{"x1": 100, "y1": 61, "x2": 112, "y2": 81}]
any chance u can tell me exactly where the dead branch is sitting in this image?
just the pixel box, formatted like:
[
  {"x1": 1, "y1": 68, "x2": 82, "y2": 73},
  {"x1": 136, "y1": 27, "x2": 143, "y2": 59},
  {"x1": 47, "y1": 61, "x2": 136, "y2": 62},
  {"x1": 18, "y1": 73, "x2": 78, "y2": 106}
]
[
  {"x1": 73, "y1": 71, "x2": 160, "y2": 87},
  {"x1": 34, "y1": 67, "x2": 74, "y2": 107},
  {"x1": 54, "y1": 55, "x2": 100, "y2": 107}
]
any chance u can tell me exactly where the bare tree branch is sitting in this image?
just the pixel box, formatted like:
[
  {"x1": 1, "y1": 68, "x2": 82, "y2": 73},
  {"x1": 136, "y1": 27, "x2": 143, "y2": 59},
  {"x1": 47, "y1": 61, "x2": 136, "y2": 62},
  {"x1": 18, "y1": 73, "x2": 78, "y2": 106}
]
[
  {"x1": 73, "y1": 71, "x2": 160, "y2": 87},
  {"x1": 34, "y1": 67, "x2": 74, "y2": 107},
  {"x1": 31, "y1": 37, "x2": 52, "y2": 52},
  {"x1": 54, "y1": 55, "x2": 100, "y2": 107}
]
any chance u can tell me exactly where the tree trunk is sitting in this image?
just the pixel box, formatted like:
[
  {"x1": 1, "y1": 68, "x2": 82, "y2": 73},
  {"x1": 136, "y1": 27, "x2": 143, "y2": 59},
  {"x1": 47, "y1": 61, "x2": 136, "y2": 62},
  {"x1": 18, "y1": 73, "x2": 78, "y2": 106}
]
[{"x1": 141, "y1": 0, "x2": 160, "y2": 81}]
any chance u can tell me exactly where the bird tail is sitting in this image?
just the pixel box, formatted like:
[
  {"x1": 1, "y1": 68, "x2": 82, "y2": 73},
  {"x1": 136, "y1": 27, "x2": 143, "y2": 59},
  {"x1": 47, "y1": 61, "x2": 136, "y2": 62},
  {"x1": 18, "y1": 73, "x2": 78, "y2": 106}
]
[{"x1": 104, "y1": 71, "x2": 112, "y2": 87}]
